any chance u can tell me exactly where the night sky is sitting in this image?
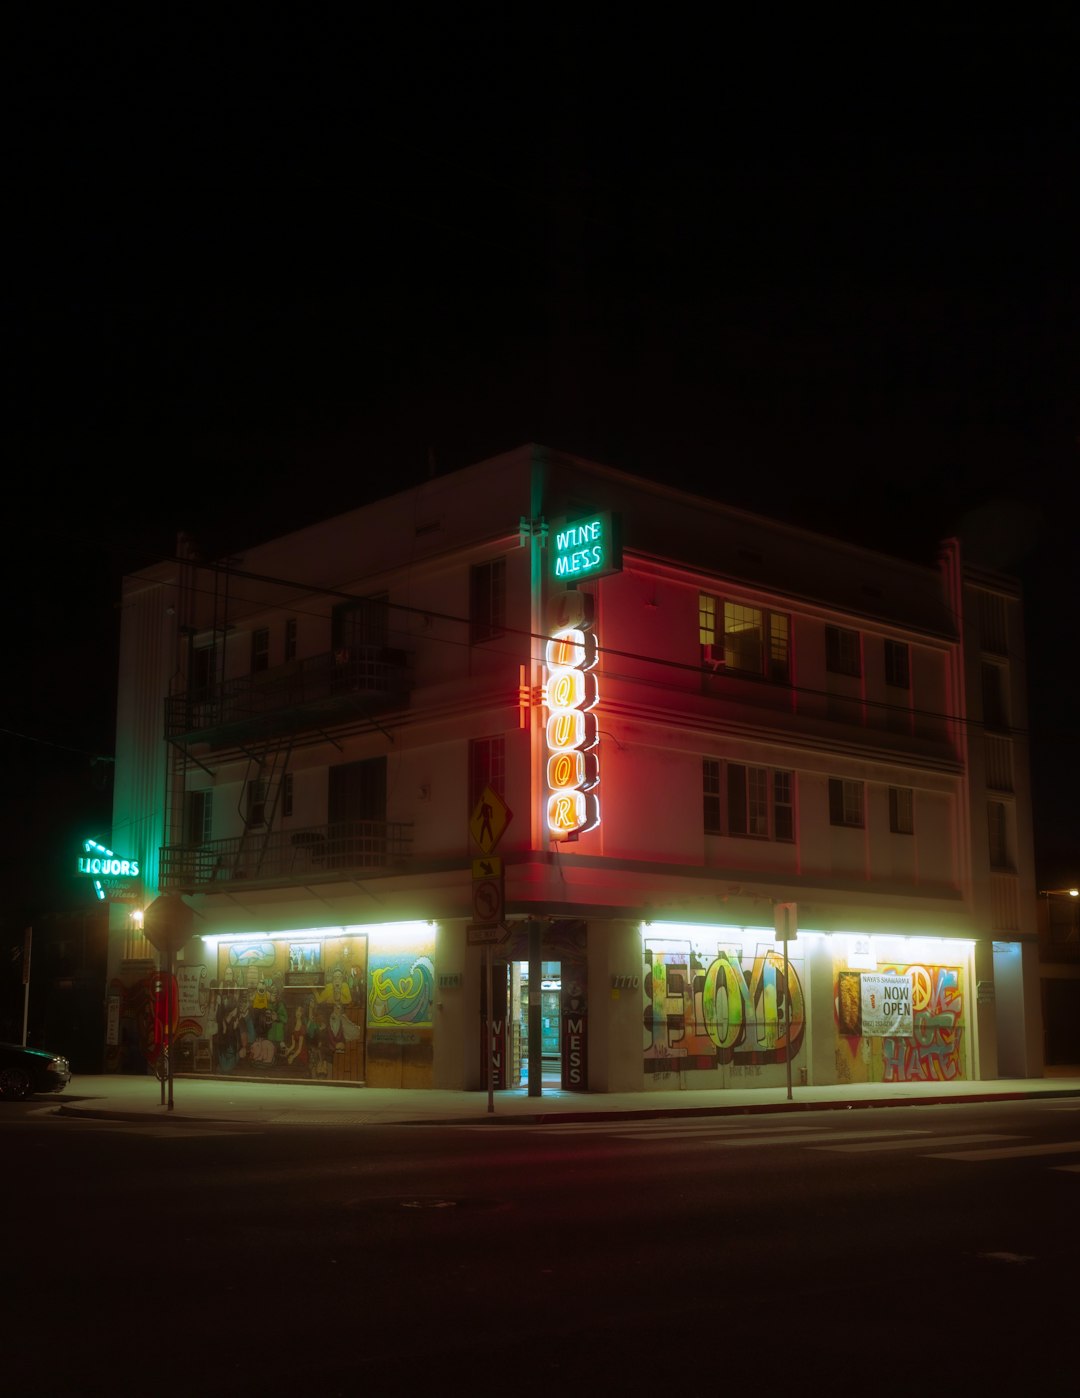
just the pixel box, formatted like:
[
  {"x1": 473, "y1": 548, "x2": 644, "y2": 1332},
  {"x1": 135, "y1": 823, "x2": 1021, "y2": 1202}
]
[{"x1": 4, "y1": 11, "x2": 1078, "y2": 931}]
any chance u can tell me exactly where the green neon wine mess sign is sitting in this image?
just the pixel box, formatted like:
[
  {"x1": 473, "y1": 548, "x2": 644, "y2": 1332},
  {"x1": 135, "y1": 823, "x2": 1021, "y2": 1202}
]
[{"x1": 550, "y1": 511, "x2": 622, "y2": 582}]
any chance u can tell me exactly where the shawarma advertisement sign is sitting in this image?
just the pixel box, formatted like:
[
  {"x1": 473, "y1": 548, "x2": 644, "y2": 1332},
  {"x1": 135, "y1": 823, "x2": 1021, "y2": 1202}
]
[{"x1": 860, "y1": 972, "x2": 914, "y2": 1037}]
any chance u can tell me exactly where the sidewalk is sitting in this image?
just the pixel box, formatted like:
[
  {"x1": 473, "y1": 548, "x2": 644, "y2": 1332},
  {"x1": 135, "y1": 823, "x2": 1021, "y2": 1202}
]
[{"x1": 50, "y1": 1071, "x2": 1080, "y2": 1127}]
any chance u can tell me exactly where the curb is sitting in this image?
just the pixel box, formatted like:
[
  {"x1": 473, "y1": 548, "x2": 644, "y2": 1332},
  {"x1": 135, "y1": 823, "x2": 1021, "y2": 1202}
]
[{"x1": 52, "y1": 1084, "x2": 1080, "y2": 1128}]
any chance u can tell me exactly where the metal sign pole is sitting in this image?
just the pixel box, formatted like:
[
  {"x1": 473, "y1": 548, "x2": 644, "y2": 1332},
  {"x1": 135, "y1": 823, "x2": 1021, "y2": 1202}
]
[
  {"x1": 142, "y1": 894, "x2": 195, "y2": 1110},
  {"x1": 21, "y1": 927, "x2": 32, "y2": 1046},
  {"x1": 774, "y1": 901, "x2": 797, "y2": 1102},
  {"x1": 165, "y1": 945, "x2": 173, "y2": 1107},
  {"x1": 486, "y1": 943, "x2": 494, "y2": 1114},
  {"x1": 783, "y1": 936, "x2": 793, "y2": 1102}
]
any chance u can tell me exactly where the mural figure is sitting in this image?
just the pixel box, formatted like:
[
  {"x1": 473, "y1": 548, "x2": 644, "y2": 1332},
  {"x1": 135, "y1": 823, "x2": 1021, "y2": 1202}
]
[
  {"x1": 266, "y1": 980, "x2": 288, "y2": 1049},
  {"x1": 285, "y1": 1004, "x2": 308, "y2": 1067},
  {"x1": 215, "y1": 991, "x2": 241, "y2": 1073},
  {"x1": 317, "y1": 967, "x2": 352, "y2": 1005}
]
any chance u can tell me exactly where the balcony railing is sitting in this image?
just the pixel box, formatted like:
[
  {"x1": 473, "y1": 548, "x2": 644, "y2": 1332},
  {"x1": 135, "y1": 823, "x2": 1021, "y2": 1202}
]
[
  {"x1": 165, "y1": 646, "x2": 409, "y2": 744},
  {"x1": 160, "y1": 819, "x2": 413, "y2": 891}
]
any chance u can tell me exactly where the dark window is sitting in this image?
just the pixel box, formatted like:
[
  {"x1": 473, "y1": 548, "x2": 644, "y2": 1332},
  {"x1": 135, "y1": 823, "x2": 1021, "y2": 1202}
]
[
  {"x1": 703, "y1": 759, "x2": 721, "y2": 834},
  {"x1": 773, "y1": 771, "x2": 794, "y2": 841},
  {"x1": 284, "y1": 618, "x2": 297, "y2": 663},
  {"x1": 247, "y1": 777, "x2": 267, "y2": 827},
  {"x1": 184, "y1": 790, "x2": 213, "y2": 845},
  {"x1": 706, "y1": 760, "x2": 794, "y2": 840},
  {"x1": 884, "y1": 640, "x2": 910, "y2": 689},
  {"x1": 981, "y1": 662, "x2": 1009, "y2": 730},
  {"x1": 281, "y1": 772, "x2": 293, "y2": 818},
  {"x1": 332, "y1": 594, "x2": 389, "y2": 651},
  {"x1": 469, "y1": 736, "x2": 506, "y2": 810},
  {"x1": 726, "y1": 763, "x2": 748, "y2": 834},
  {"x1": 829, "y1": 778, "x2": 864, "y2": 827},
  {"x1": 889, "y1": 786, "x2": 914, "y2": 834},
  {"x1": 1046, "y1": 896, "x2": 1079, "y2": 946},
  {"x1": 988, "y1": 801, "x2": 1010, "y2": 870},
  {"x1": 329, "y1": 758, "x2": 387, "y2": 824},
  {"x1": 470, "y1": 560, "x2": 506, "y2": 644},
  {"x1": 327, "y1": 759, "x2": 388, "y2": 868},
  {"x1": 251, "y1": 627, "x2": 270, "y2": 673},
  {"x1": 977, "y1": 591, "x2": 1008, "y2": 655},
  {"x1": 826, "y1": 626, "x2": 861, "y2": 677},
  {"x1": 191, "y1": 645, "x2": 216, "y2": 700}
]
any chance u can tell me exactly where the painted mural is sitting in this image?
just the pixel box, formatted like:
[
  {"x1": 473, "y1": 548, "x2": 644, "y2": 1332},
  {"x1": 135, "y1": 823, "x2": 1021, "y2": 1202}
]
[
  {"x1": 168, "y1": 933, "x2": 372, "y2": 1081},
  {"x1": 644, "y1": 936, "x2": 806, "y2": 1079},
  {"x1": 369, "y1": 954, "x2": 435, "y2": 1026},
  {"x1": 365, "y1": 949, "x2": 436, "y2": 1089},
  {"x1": 834, "y1": 961, "x2": 967, "y2": 1083}
]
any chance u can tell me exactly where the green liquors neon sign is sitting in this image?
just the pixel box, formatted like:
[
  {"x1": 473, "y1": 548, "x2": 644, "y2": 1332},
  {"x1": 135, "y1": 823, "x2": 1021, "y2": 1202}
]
[{"x1": 77, "y1": 838, "x2": 141, "y2": 902}]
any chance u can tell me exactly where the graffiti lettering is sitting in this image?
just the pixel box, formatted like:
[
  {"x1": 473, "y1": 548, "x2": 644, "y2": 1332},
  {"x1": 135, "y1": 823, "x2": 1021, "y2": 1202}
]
[
  {"x1": 644, "y1": 942, "x2": 805, "y2": 1074},
  {"x1": 881, "y1": 965, "x2": 964, "y2": 1082}
]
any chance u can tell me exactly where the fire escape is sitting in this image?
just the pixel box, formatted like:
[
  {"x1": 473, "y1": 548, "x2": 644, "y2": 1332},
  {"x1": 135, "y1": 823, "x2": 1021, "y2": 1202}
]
[{"x1": 160, "y1": 560, "x2": 413, "y2": 893}]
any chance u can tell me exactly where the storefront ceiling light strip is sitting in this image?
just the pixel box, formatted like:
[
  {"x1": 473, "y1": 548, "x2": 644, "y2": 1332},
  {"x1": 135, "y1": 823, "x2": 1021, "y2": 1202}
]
[
  {"x1": 203, "y1": 920, "x2": 436, "y2": 947},
  {"x1": 641, "y1": 920, "x2": 974, "y2": 955}
]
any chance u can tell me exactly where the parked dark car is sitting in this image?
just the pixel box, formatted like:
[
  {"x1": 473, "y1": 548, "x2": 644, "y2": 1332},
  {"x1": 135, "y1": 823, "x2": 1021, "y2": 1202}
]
[{"x1": 0, "y1": 1042, "x2": 72, "y2": 1100}]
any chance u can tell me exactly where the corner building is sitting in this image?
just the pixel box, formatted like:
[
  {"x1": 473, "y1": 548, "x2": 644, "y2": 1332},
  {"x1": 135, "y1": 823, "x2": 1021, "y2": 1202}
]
[{"x1": 105, "y1": 445, "x2": 1043, "y2": 1092}]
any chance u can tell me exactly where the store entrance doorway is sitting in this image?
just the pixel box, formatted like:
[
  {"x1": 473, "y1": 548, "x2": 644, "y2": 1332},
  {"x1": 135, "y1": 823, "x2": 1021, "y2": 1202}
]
[{"x1": 509, "y1": 960, "x2": 562, "y2": 1088}]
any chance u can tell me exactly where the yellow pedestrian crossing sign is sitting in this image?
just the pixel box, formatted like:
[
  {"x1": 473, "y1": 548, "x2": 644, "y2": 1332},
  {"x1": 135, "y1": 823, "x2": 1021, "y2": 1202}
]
[{"x1": 469, "y1": 785, "x2": 511, "y2": 854}]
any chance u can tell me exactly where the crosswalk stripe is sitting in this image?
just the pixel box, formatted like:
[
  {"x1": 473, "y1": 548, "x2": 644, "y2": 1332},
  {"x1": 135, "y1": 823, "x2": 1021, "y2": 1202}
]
[
  {"x1": 459, "y1": 1121, "x2": 1080, "y2": 1171},
  {"x1": 615, "y1": 1127, "x2": 928, "y2": 1146},
  {"x1": 930, "y1": 1140, "x2": 1080, "y2": 1161},
  {"x1": 813, "y1": 1133, "x2": 1020, "y2": 1152}
]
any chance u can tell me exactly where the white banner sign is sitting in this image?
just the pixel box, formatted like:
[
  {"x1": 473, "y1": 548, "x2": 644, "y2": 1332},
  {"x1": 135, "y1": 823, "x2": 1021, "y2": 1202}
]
[
  {"x1": 860, "y1": 972, "x2": 913, "y2": 1036},
  {"x1": 177, "y1": 964, "x2": 210, "y2": 1018}
]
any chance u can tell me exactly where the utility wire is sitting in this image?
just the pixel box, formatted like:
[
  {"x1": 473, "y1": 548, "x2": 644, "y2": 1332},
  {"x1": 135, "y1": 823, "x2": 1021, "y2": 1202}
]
[{"x1": 123, "y1": 555, "x2": 1033, "y2": 740}]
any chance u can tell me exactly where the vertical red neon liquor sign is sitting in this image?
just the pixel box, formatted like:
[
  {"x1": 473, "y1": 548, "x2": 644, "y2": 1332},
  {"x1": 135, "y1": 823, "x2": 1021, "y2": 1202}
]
[{"x1": 545, "y1": 588, "x2": 600, "y2": 838}]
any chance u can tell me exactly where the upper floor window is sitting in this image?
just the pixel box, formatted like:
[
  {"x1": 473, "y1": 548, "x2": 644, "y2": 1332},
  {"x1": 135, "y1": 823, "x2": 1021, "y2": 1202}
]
[
  {"x1": 977, "y1": 590, "x2": 1008, "y2": 655},
  {"x1": 247, "y1": 777, "x2": 267, "y2": 827},
  {"x1": 191, "y1": 644, "x2": 216, "y2": 700},
  {"x1": 281, "y1": 772, "x2": 294, "y2": 818},
  {"x1": 889, "y1": 786, "x2": 914, "y2": 834},
  {"x1": 826, "y1": 626, "x2": 861, "y2": 677},
  {"x1": 184, "y1": 789, "x2": 213, "y2": 845},
  {"x1": 828, "y1": 778, "x2": 864, "y2": 828},
  {"x1": 471, "y1": 560, "x2": 506, "y2": 645},
  {"x1": 251, "y1": 627, "x2": 270, "y2": 673},
  {"x1": 699, "y1": 594, "x2": 789, "y2": 683},
  {"x1": 981, "y1": 662, "x2": 1009, "y2": 730},
  {"x1": 329, "y1": 758, "x2": 387, "y2": 825},
  {"x1": 284, "y1": 618, "x2": 298, "y2": 663},
  {"x1": 884, "y1": 639, "x2": 910, "y2": 689},
  {"x1": 703, "y1": 759, "x2": 795, "y2": 840},
  {"x1": 1047, "y1": 896, "x2": 1079, "y2": 946},
  {"x1": 470, "y1": 735, "x2": 506, "y2": 810},
  {"x1": 987, "y1": 800, "x2": 1011, "y2": 870},
  {"x1": 333, "y1": 594, "x2": 388, "y2": 651}
]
